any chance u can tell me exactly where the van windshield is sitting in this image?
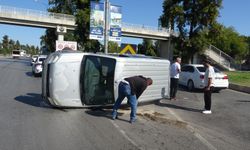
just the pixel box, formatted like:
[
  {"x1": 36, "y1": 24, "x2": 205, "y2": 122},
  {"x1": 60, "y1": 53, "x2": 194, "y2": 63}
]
[{"x1": 80, "y1": 56, "x2": 116, "y2": 105}]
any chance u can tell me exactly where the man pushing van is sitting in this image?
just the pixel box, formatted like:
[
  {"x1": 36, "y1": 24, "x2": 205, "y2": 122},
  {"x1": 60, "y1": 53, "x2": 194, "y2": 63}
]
[{"x1": 112, "y1": 76, "x2": 153, "y2": 123}]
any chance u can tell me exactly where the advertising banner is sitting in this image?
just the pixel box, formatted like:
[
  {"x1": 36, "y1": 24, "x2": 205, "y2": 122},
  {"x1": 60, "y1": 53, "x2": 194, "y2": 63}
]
[
  {"x1": 90, "y1": 2, "x2": 104, "y2": 40},
  {"x1": 56, "y1": 41, "x2": 77, "y2": 51},
  {"x1": 109, "y1": 5, "x2": 122, "y2": 42}
]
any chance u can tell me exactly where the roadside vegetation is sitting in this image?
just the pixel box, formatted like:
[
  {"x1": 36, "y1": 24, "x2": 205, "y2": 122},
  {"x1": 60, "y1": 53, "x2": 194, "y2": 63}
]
[
  {"x1": 225, "y1": 71, "x2": 250, "y2": 87},
  {"x1": 160, "y1": 0, "x2": 250, "y2": 64},
  {"x1": 0, "y1": 35, "x2": 39, "y2": 55}
]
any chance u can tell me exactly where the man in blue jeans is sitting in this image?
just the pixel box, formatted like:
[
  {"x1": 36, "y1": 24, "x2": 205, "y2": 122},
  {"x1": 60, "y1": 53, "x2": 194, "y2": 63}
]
[{"x1": 112, "y1": 76, "x2": 153, "y2": 123}]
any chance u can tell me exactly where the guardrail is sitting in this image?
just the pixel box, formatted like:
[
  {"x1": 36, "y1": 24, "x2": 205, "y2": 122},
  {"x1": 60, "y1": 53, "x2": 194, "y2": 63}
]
[
  {"x1": 122, "y1": 23, "x2": 178, "y2": 37},
  {"x1": 0, "y1": 5, "x2": 75, "y2": 23}
]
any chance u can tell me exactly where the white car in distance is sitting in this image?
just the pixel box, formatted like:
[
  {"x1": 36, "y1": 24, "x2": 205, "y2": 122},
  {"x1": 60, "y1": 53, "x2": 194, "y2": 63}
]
[
  {"x1": 32, "y1": 55, "x2": 47, "y2": 77},
  {"x1": 30, "y1": 55, "x2": 38, "y2": 66},
  {"x1": 179, "y1": 64, "x2": 229, "y2": 92}
]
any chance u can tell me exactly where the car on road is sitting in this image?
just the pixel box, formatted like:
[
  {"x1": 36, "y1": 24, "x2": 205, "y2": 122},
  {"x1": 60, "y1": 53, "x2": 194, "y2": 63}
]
[
  {"x1": 32, "y1": 55, "x2": 47, "y2": 77},
  {"x1": 12, "y1": 50, "x2": 21, "y2": 59},
  {"x1": 179, "y1": 64, "x2": 229, "y2": 92},
  {"x1": 30, "y1": 55, "x2": 38, "y2": 66}
]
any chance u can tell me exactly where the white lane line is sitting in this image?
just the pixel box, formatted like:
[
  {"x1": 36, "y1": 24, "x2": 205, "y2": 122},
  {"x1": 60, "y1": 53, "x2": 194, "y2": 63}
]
[
  {"x1": 166, "y1": 108, "x2": 217, "y2": 150},
  {"x1": 111, "y1": 120, "x2": 142, "y2": 150}
]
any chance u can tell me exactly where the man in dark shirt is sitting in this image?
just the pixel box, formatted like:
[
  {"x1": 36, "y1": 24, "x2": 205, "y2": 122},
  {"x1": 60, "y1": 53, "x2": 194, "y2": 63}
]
[{"x1": 112, "y1": 76, "x2": 153, "y2": 123}]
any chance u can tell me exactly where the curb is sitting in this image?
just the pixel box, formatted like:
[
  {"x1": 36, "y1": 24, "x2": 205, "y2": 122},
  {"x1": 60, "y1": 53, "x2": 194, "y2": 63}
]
[{"x1": 229, "y1": 83, "x2": 250, "y2": 94}]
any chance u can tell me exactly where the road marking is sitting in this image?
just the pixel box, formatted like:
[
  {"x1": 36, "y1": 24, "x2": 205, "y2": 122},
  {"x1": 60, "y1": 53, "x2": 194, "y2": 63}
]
[
  {"x1": 166, "y1": 108, "x2": 217, "y2": 150},
  {"x1": 111, "y1": 120, "x2": 142, "y2": 150}
]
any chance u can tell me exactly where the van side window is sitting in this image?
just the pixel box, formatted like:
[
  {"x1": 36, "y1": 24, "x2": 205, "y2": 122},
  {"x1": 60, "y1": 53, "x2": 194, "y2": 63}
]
[{"x1": 80, "y1": 56, "x2": 116, "y2": 105}]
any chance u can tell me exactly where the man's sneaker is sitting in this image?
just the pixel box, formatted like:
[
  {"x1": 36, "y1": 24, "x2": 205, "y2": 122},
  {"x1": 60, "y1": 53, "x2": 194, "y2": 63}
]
[
  {"x1": 202, "y1": 110, "x2": 212, "y2": 114},
  {"x1": 129, "y1": 118, "x2": 136, "y2": 124},
  {"x1": 112, "y1": 110, "x2": 118, "y2": 120}
]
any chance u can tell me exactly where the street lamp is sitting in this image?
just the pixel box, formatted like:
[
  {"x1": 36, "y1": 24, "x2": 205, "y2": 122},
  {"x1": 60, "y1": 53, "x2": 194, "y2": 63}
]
[{"x1": 104, "y1": 0, "x2": 110, "y2": 54}]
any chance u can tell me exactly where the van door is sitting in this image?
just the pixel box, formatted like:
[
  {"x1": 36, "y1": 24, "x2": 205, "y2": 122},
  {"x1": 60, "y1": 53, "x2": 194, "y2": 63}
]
[{"x1": 80, "y1": 56, "x2": 116, "y2": 105}]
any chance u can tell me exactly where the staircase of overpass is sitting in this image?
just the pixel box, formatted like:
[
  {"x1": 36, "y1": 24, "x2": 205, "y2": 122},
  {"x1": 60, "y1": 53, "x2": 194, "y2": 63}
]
[
  {"x1": 204, "y1": 45, "x2": 238, "y2": 71},
  {"x1": 0, "y1": 5, "x2": 175, "y2": 40}
]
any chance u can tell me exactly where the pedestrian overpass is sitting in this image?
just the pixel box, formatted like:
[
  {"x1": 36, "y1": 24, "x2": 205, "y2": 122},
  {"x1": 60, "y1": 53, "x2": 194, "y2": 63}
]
[{"x1": 0, "y1": 5, "x2": 175, "y2": 59}]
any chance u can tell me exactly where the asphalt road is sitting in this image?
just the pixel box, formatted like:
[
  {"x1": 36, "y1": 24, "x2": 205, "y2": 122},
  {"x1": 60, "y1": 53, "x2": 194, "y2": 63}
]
[{"x1": 0, "y1": 56, "x2": 249, "y2": 150}]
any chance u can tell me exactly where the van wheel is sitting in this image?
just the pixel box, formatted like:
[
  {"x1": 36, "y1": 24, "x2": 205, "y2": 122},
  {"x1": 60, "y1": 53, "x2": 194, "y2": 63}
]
[{"x1": 187, "y1": 80, "x2": 194, "y2": 91}]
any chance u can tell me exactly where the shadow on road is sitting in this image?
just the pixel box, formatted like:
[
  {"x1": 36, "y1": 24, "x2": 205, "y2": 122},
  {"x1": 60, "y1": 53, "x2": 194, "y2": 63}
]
[
  {"x1": 0, "y1": 57, "x2": 30, "y2": 65},
  {"x1": 85, "y1": 107, "x2": 130, "y2": 123},
  {"x1": 25, "y1": 71, "x2": 33, "y2": 77},
  {"x1": 155, "y1": 100, "x2": 201, "y2": 113},
  {"x1": 178, "y1": 85, "x2": 204, "y2": 93},
  {"x1": 15, "y1": 93, "x2": 51, "y2": 108}
]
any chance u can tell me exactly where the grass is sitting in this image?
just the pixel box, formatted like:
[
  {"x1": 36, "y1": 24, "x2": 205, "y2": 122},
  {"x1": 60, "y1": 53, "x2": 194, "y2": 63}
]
[{"x1": 224, "y1": 71, "x2": 250, "y2": 87}]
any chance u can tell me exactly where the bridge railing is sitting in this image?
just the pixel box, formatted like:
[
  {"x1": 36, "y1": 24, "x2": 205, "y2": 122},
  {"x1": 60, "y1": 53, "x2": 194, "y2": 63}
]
[
  {"x1": 0, "y1": 5, "x2": 177, "y2": 38},
  {"x1": 0, "y1": 5, "x2": 75, "y2": 23},
  {"x1": 207, "y1": 45, "x2": 239, "y2": 70},
  {"x1": 122, "y1": 23, "x2": 173, "y2": 36}
]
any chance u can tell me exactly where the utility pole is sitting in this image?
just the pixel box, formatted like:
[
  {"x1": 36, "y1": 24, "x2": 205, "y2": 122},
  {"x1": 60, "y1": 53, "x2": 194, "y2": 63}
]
[{"x1": 104, "y1": 0, "x2": 110, "y2": 54}]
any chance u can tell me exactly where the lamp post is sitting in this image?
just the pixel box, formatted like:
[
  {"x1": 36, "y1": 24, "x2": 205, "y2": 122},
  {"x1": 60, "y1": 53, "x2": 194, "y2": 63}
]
[{"x1": 104, "y1": 0, "x2": 110, "y2": 54}]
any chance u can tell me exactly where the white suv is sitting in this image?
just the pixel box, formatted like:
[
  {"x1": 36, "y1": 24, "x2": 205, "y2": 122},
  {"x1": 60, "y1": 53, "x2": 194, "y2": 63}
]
[
  {"x1": 32, "y1": 55, "x2": 47, "y2": 77},
  {"x1": 179, "y1": 64, "x2": 229, "y2": 92}
]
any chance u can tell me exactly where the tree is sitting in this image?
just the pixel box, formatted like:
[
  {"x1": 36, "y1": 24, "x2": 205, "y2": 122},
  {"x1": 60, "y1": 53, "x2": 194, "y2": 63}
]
[
  {"x1": 2, "y1": 35, "x2": 9, "y2": 55},
  {"x1": 15, "y1": 40, "x2": 21, "y2": 50},
  {"x1": 108, "y1": 41, "x2": 119, "y2": 53},
  {"x1": 43, "y1": 0, "x2": 101, "y2": 52},
  {"x1": 243, "y1": 36, "x2": 250, "y2": 65},
  {"x1": 160, "y1": 0, "x2": 222, "y2": 62},
  {"x1": 207, "y1": 25, "x2": 249, "y2": 60},
  {"x1": 138, "y1": 39, "x2": 157, "y2": 56}
]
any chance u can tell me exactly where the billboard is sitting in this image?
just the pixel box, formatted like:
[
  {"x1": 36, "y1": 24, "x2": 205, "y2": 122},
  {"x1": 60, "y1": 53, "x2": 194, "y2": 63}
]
[
  {"x1": 109, "y1": 5, "x2": 122, "y2": 42},
  {"x1": 90, "y1": 2, "x2": 104, "y2": 40},
  {"x1": 56, "y1": 41, "x2": 77, "y2": 51}
]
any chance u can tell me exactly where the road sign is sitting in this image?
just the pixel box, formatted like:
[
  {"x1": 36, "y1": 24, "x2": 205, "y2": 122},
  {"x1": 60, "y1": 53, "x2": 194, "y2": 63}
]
[
  {"x1": 120, "y1": 44, "x2": 137, "y2": 54},
  {"x1": 56, "y1": 41, "x2": 77, "y2": 51},
  {"x1": 90, "y1": 2, "x2": 105, "y2": 40},
  {"x1": 109, "y1": 5, "x2": 122, "y2": 42}
]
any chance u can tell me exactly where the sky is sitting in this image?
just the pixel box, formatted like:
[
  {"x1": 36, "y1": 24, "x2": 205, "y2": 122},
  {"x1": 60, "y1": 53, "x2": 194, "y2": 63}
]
[{"x1": 0, "y1": 0, "x2": 250, "y2": 48}]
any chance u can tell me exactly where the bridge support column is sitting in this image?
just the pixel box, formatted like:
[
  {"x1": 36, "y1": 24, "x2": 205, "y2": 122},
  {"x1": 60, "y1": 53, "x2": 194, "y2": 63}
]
[
  {"x1": 158, "y1": 39, "x2": 173, "y2": 62},
  {"x1": 56, "y1": 26, "x2": 67, "y2": 41}
]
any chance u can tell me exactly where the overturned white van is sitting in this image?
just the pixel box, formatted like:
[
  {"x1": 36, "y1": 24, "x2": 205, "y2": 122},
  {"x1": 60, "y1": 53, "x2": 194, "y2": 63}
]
[{"x1": 42, "y1": 51, "x2": 170, "y2": 107}]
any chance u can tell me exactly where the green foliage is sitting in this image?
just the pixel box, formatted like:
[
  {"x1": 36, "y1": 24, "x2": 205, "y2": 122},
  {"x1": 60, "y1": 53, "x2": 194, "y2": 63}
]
[
  {"x1": 206, "y1": 24, "x2": 249, "y2": 60},
  {"x1": 2, "y1": 35, "x2": 9, "y2": 53},
  {"x1": 108, "y1": 41, "x2": 120, "y2": 53},
  {"x1": 160, "y1": 0, "x2": 222, "y2": 62},
  {"x1": 243, "y1": 36, "x2": 250, "y2": 64},
  {"x1": 0, "y1": 35, "x2": 39, "y2": 55},
  {"x1": 44, "y1": 0, "x2": 101, "y2": 52},
  {"x1": 138, "y1": 39, "x2": 157, "y2": 56},
  {"x1": 224, "y1": 71, "x2": 250, "y2": 87}
]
